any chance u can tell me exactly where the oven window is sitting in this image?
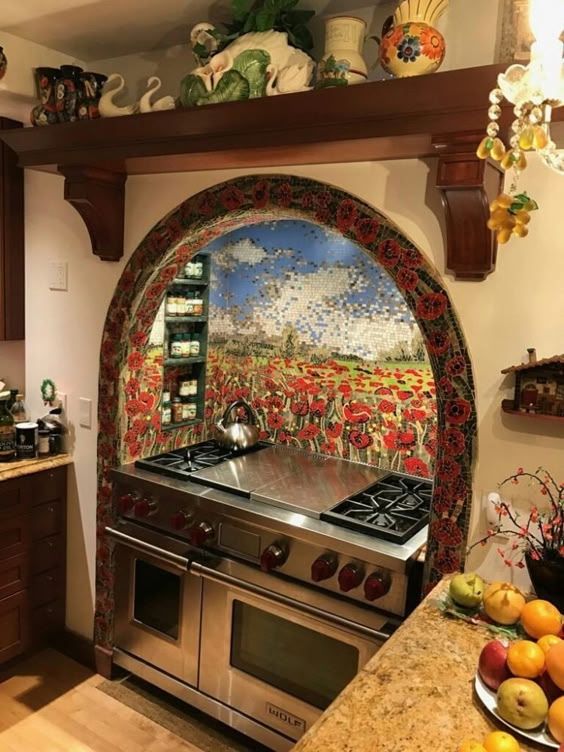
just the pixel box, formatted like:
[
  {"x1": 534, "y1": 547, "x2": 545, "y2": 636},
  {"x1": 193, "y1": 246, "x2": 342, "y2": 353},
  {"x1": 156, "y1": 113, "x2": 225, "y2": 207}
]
[
  {"x1": 230, "y1": 601, "x2": 359, "y2": 709},
  {"x1": 133, "y1": 559, "x2": 180, "y2": 639}
]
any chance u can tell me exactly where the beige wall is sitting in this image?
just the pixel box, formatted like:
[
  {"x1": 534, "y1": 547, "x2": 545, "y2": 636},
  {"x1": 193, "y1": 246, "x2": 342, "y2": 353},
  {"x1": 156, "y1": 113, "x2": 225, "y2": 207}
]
[
  {"x1": 24, "y1": 155, "x2": 564, "y2": 637},
  {"x1": 0, "y1": 341, "x2": 25, "y2": 390}
]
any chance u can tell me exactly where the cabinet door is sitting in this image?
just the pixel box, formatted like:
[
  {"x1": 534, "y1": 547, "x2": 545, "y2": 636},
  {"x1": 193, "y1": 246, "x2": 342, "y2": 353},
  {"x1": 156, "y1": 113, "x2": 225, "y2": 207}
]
[
  {"x1": 0, "y1": 590, "x2": 30, "y2": 663},
  {"x1": 0, "y1": 475, "x2": 30, "y2": 520},
  {"x1": 0, "y1": 117, "x2": 24, "y2": 341}
]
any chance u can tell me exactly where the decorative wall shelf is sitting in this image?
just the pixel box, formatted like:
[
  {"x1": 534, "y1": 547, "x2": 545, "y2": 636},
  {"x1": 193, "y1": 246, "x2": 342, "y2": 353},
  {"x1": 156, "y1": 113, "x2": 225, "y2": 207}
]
[
  {"x1": 501, "y1": 400, "x2": 564, "y2": 423},
  {"x1": 1, "y1": 64, "x2": 562, "y2": 277},
  {"x1": 501, "y1": 352, "x2": 564, "y2": 425},
  {"x1": 164, "y1": 357, "x2": 206, "y2": 367}
]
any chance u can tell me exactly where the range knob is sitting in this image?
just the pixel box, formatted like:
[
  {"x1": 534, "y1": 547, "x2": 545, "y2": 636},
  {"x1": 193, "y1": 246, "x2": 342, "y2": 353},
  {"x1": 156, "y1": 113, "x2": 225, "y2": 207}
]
[
  {"x1": 170, "y1": 510, "x2": 193, "y2": 531},
  {"x1": 364, "y1": 571, "x2": 392, "y2": 601},
  {"x1": 311, "y1": 553, "x2": 338, "y2": 582},
  {"x1": 190, "y1": 521, "x2": 215, "y2": 546},
  {"x1": 134, "y1": 497, "x2": 158, "y2": 518},
  {"x1": 118, "y1": 493, "x2": 136, "y2": 514},
  {"x1": 338, "y1": 562, "x2": 365, "y2": 592},
  {"x1": 260, "y1": 543, "x2": 288, "y2": 572}
]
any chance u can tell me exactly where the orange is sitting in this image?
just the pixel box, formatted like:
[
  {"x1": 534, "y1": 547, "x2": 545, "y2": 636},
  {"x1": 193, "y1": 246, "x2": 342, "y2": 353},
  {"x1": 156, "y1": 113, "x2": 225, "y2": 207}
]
[
  {"x1": 538, "y1": 635, "x2": 563, "y2": 655},
  {"x1": 520, "y1": 599, "x2": 562, "y2": 639},
  {"x1": 546, "y1": 641, "x2": 564, "y2": 690},
  {"x1": 483, "y1": 730, "x2": 521, "y2": 752},
  {"x1": 483, "y1": 582, "x2": 526, "y2": 626},
  {"x1": 548, "y1": 696, "x2": 564, "y2": 743},
  {"x1": 507, "y1": 640, "x2": 545, "y2": 678},
  {"x1": 459, "y1": 740, "x2": 487, "y2": 752}
]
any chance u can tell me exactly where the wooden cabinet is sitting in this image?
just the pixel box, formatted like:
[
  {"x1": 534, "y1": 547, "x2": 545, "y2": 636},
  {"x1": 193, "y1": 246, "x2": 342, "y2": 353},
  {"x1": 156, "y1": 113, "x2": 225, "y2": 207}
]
[
  {"x1": 0, "y1": 117, "x2": 24, "y2": 341},
  {"x1": 0, "y1": 466, "x2": 67, "y2": 664}
]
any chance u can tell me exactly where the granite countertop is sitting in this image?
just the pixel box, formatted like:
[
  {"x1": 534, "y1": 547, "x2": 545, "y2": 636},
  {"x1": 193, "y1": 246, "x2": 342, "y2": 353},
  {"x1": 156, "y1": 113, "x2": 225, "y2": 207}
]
[
  {"x1": 0, "y1": 453, "x2": 72, "y2": 481},
  {"x1": 292, "y1": 580, "x2": 539, "y2": 752}
]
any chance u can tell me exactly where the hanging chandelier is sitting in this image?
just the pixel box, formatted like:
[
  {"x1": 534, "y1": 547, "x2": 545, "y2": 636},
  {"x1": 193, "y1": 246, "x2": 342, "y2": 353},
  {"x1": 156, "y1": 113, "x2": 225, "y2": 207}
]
[{"x1": 476, "y1": 0, "x2": 564, "y2": 245}]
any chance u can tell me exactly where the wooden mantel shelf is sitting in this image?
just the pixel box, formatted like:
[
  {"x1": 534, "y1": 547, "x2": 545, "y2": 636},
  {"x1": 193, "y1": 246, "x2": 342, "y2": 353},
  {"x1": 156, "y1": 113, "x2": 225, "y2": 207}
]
[{"x1": 2, "y1": 64, "x2": 561, "y2": 271}]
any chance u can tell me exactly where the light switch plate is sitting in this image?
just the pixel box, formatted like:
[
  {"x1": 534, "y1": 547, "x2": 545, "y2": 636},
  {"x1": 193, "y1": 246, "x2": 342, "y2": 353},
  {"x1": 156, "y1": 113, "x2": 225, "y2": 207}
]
[
  {"x1": 49, "y1": 261, "x2": 68, "y2": 291},
  {"x1": 79, "y1": 397, "x2": 92, "y2": 428}
]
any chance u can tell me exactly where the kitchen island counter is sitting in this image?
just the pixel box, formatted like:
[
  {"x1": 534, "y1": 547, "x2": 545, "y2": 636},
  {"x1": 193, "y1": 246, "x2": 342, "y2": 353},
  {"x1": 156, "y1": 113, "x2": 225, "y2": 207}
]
[
  {"x1": 0, "y1": 453, "x2": 72, "y2": 481},
  {"x1": 292, "y1": 579, "x2": 538, "y2": 752}
]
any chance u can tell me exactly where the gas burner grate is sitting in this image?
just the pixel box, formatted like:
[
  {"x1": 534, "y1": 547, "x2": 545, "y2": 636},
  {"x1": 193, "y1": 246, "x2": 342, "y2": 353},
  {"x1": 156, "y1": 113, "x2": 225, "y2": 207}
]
[
  {"x1": 135, "y1": 440, "x2": 267, "y2": 481},
  {"x1": 321, "y1": 473, "x2": 433, "y2": 544}
]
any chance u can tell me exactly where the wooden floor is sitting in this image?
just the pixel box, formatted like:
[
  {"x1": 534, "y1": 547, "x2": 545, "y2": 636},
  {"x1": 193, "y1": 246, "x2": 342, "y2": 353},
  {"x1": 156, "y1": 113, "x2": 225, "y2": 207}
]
[{"x1": 0, "y1": 649, "x2": 207, "y2": 751}]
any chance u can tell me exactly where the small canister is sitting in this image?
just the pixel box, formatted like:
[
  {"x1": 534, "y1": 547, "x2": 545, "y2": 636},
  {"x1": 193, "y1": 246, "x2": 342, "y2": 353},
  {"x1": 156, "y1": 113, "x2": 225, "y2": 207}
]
[
  {"x1": 49, "y1": 434, "x2": 62, "y2": 455},
  {"x1": 15, "y1": 422, "x2": 38, "y2": 459},
  {"x1": 162, "y1": 390, "x2": 171, "y2": 404},
  {"x1": 185, "y1": 293, "x2": 195, "y2": 317},
  {"x1": 180, "y1": 334, "x2": 192, "y2": 359},
  {"x1": 161, "y1": 403, "x2": 172, "y2": 426},
  {"x1": 190, "y1": 334, "x2": 200, "y2": 357},
  {"x1": 171, "y1": 397, "x2": 183, "y2": 424},
  {"x1": 184, "y1": 260, "x2": 196, "y2": 278},
  {"x1": 176, "y1": 294, "x2": 187, "y2": 317},
  {"x1": 165, "y1": 295, "x2": 177, "y2": 317},
  {"x1": 193, "y1": 258, "x2": 204, "y2": 279},
  {"x1": 170, "y1": 335, "x2": 183, "y2": 359},
  {"x1": 185, "y1": 402, "x2": 197, "y2": 420},
  {"x1": 38, "y1": 429, "x2": 50, "y2": 456},
  {"x1": 178, "y1": 379, "x2": 192, "y2": 397},
  {"x1": 187, "y1": 379, "x2": 198, "y2": 397},
  {"x1": 192, "y1": 297, "x2": 203, "y2": 316}
]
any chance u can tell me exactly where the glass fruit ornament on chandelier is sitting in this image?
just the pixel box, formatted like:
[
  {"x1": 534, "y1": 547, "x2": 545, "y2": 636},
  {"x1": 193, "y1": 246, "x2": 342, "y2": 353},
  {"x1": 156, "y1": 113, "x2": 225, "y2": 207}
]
[{"x1": 475, "y1": 0, "x2": 564, "y2": 244}]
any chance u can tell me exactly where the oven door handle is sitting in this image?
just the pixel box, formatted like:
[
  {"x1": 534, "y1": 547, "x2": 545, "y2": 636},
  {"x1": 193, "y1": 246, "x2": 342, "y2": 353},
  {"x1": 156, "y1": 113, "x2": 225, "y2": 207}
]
[
  {"x1": 105, "y1": 525, "x2": 191, "y2": 572},
  {"x1": 190, "y1": 560, "x2": 393, "y2": 642}
]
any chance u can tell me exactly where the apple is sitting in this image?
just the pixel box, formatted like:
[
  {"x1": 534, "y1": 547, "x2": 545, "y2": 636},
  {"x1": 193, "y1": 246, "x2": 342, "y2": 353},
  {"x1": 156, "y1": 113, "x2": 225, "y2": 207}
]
[
  {"x1": 538, "y1": 670, "x2": 564, "y2": 704},
  {"x1": 497, "y1": 678, "x2": 549, "y2": 730},
  {"x1": 449, "y1": 572, "x2": 485, "y2": 608},
  {"x1": 479, "y1": 640, "x2": 511, "y2": 691}
]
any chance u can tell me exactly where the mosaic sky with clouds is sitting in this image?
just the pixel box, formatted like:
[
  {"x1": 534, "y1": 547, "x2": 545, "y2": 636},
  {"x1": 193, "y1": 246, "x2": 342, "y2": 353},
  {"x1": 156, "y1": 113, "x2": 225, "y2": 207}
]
[{"x1": 206, "y1": 220, "x2": 423, "y2": 360}]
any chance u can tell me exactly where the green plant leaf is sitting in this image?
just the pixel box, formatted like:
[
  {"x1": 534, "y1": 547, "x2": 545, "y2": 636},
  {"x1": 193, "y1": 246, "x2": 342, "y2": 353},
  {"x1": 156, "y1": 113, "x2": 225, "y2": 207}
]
[
  {"x1": 232, "y1": 0, "x2": 256, "y2": 22},
  {"x1": 255, "y1": 8, "x2": 278, "y2": 30},
  {"x1": 232, "y1": 49, "x2": 270, "y2": 97},
  {"x1": 178, "y1": 74, "x2": 208, "y2": 107},
  {"x1": 243, "y1": 10, "x2": 258, "y2": 32},
  {"x1": 288, "y1": 23, "x2": 313, "y2": 51},
  {"x1": 281, "y1": 9, "x2": 315, "y2": 24},
  {"x1": 202, "y1": 69, "x2": 251, "y2": 103}
]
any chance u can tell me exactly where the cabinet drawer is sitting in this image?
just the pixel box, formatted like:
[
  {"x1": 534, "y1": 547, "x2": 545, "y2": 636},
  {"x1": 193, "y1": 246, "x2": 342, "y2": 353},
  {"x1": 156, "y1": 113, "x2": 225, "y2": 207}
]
[
  {"x1": 0, "y1": 553, "x2": 30, "y2": 600},
  {"x1": 32, "y1": 598, "x2": 64, "y2": 641},
  {"x1": 0, "y1": 590, "x2": 30, "y2": 664},
  {"x1": 31, "y1": 568, "x2": 63, "y2": 607},
  {"x1": 0, "y1": 476, "x2": 30, "y2": 519},
  {"x1": 32, "y1": 535, "x2": 63, "y2": 575},
  {"x1": 0, "y1": 514, "x2": 30, "y2": 560},
  {"x1": 32, "y1": 500, "x2": 62, "y2": 541},
  {"x1": 31, "y1": 467, "x2": 66, "y2": 506}
]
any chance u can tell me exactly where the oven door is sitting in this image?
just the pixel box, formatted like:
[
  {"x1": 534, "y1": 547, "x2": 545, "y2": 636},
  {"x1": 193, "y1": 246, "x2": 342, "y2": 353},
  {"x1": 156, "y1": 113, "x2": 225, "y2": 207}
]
[
  {"x1": 108, "y1": 523, "x2": 202, "y2": 687},
  {"x1": 195, "y1": 558, "x2": 390, "y2": 742}
]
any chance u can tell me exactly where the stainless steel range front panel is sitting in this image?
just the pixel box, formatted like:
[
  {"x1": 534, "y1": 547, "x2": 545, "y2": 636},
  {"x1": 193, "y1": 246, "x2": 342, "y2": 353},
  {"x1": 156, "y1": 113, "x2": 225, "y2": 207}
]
[{"x1": 196, "y1": 558, "x2": 384, "y2": 742}]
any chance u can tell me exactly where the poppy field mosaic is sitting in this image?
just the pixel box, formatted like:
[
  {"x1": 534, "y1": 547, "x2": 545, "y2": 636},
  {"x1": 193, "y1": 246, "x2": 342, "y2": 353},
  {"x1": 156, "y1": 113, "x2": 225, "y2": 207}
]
[{"x1": 95, "y1": 175, "x2": 477, "y2": 648}]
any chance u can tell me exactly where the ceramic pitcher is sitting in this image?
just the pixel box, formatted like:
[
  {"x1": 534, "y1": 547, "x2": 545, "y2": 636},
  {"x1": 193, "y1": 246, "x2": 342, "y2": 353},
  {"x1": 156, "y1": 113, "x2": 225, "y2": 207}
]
[
  {"x1": 317, "y1": 16, "x2": 368, "y2": 88},
  {"x1": 30, "y1": 67, "x2": 60, "y2": 126},
  {"x1": 378, "y1": 0, "x2": 448, "y2": 78}
]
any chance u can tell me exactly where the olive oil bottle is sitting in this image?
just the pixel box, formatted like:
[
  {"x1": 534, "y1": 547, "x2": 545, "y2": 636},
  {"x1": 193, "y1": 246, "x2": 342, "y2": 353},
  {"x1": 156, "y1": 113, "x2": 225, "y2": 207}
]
[{"x1": 0, "y1": 398, "x2": 16, "y2": 462}]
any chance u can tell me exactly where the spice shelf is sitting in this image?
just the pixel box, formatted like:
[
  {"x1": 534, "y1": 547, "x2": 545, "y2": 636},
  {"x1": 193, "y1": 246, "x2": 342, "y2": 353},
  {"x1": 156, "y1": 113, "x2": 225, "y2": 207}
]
[
  {"x1": 165, "y1": 316, "x2": 207, "y2": 324},
  {"x1": 501, "y1": 400, "x2": 564, "y2": 423},
  {"x1": 171, "y1": 278, "x2": 209, "y2": 287},
  {"x1": 164, "y1": 357, "x2": 206, "y2": 367},
  {"x1": 162, "y1": 418, "x2": 203, "y2": 432}
]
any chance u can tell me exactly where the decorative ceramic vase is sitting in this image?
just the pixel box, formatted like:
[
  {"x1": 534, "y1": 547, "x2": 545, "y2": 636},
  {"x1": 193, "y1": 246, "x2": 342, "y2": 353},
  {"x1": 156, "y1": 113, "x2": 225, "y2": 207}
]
[
  {"x1": 526, "y1": 553, "x2": 564, "y2": 612},
  {"x1": 30, "y1": 67, "x2": 61, "y2": 126},
  {"x1": 379, "y1": 0, "x2": 448, "y2": 78},
  {"x1": 0, "y1": 47, "x2": 7, "y2": 81},
  {"x1": 317, "y1": 17, "x2": 367, "y2": 88},
  {"x1": 77, "y1": 71, "x2": 108, "y2": 120},
  {"x1": 56, "y1": 65, "x2": 84, "y2": 122},
  {"x1": 180, "y1": 28, "x2": 314, "y2": 106}
]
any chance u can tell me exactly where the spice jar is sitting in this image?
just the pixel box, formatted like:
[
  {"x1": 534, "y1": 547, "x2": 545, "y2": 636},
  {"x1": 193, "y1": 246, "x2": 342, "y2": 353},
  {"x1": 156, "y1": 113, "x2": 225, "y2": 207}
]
[
  {"x1": 165, "y1": 295, "x2": 177, "y2": 317},
  {"x1": 192, "y1": 297, "x2": 203, "y2": 316},
  {"x1": 162, "y1": 403, "x2": 172, "y2": 426},
  {"x1": 185, "y1": 293, "x2": 195, "y2": 316},
  {"x1": 184, "y1": 260, "x2": 196, "y2": 278},
  {"x1": 176, "y1": 294, "x2": 187, "y2": 317},
  {"x1": 170, "y1": 335, "x2": 183, "y2": 358},
  {"x1": 193, "y1": 258, "x2": 204, "y2": 279},
  {"x1": 162, "y1": 390, "x2": 171, "y2": 404},
  {"x1": 186, "y1": 402, "x2": 197, "y2": 420},
  {"x1": 172, "y1": 397, "x2": 183, "y2": 424},
  {"x1": 38, "y1": 429, "x2": 50, "y2": 456},
  {"x1": 181, "y1": 334, "x2": 192, "y2": 359},
  {"x1": 179, "y1": 378, "x2": 197, "y2": 397},
  {"x1": 190, "y1": 334, "x2": 200, "y2": 357}
]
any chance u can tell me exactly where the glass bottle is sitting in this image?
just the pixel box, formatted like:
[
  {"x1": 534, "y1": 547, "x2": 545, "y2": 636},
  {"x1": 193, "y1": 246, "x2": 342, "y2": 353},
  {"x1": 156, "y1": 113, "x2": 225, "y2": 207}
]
[
  {"x1": 0, "y1": 399, "x2": 16, "y2": 462},
  {"x1": 10, "y1": 394, "x2": 28, "y2": 424}
]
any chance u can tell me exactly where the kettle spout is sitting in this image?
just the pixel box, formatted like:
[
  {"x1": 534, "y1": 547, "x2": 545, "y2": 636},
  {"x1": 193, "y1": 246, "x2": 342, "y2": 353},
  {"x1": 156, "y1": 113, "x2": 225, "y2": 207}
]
[{"x1": 215, "y1": 418, "x2": 226, "y2": 434}]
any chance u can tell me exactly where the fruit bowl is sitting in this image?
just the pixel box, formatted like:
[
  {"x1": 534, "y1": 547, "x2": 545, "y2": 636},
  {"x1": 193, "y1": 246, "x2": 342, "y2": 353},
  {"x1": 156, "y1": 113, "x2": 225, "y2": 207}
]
[{"x1": 475, "y1": 674, "x2": 558, "y2": 749}]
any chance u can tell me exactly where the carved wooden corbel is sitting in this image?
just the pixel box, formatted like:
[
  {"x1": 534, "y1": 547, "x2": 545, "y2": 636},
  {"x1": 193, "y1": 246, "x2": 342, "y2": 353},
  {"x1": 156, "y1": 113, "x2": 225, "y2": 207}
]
[
  {"x1": 433, "y1": 132, "x2": 504, "y2": 281},
  {"x1": 59, "y1": 166, "x2": 127, "y2": 261}
]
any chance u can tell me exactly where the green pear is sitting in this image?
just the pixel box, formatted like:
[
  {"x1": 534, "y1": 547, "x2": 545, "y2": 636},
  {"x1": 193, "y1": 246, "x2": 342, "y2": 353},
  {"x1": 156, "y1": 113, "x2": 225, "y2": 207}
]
[
  {"x1": 449, "y1": 572, "x2": 485, "y2": 608},
  {"x1": 497, "y1": 678, "x2": 549, "y2": 730}
]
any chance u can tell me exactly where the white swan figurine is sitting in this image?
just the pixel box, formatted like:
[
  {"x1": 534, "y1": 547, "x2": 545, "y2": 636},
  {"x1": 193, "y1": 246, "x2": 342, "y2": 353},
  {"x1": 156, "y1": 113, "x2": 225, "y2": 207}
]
[
  {"x1": 139, "y1": 77, "x2": 176, "y2": 113},
  {"x1": 99, "y1": 73, "x2": 139, "y2": 117}
]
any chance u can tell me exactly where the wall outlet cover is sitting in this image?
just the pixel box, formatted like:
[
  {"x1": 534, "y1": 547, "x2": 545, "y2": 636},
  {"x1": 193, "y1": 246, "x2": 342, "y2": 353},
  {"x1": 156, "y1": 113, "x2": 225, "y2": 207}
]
[
  {"x1": 49, "y1": 261, "x2": 68, "y2": 291},
  {"x1": 79, "y1": 397, "x2": 92, "y2": 428}
]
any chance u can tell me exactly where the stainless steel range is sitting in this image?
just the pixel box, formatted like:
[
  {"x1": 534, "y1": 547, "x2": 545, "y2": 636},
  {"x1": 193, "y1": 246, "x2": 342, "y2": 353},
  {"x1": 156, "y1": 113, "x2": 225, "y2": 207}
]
[{"x1": 107, "y1": 441, "x2": 431, "y2": 751}]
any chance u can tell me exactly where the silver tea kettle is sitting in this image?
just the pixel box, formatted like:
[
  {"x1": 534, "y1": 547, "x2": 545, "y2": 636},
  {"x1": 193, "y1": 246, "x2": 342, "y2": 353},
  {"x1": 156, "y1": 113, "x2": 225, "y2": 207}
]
[{"x1": 215, "y1": 400, "x2": 260, "y2": 451}]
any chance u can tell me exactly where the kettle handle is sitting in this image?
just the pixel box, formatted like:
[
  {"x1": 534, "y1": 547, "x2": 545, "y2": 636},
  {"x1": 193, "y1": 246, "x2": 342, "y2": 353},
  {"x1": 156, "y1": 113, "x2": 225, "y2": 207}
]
[{"x1": 223, "y1": 400, "x2": 257, "y2": 425}]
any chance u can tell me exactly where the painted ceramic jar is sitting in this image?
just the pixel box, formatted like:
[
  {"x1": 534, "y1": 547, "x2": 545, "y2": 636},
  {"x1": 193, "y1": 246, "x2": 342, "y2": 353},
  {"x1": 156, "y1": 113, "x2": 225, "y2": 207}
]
[
  {"x1": 379, "y1": 0, "x2": 448, "y2": 78},
  {"x1": 317, "y1": 17, "x2": 368, "y2": 88},
  {"x1": 0, "y1": 47, "x2": 7, "y2": 81},
  {"x1": 30, "y1": 67, "x2": 61, "y2": 126},
  {"x1": 77, "y1": 71, "x2": 108, "y2": 120},
  {"x1": 56, "y1": 65, "x2": 84, "y2": 122}
]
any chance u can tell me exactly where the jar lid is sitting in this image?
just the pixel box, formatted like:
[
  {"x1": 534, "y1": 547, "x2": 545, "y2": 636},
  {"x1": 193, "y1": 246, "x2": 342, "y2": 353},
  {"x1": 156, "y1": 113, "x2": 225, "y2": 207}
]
[{"x1": 16, "y1": 422, "x2": 38, "y2": 429}]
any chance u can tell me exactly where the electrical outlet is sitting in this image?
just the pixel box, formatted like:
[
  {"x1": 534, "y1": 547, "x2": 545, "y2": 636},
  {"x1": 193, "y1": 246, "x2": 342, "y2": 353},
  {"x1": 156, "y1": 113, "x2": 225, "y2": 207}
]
[
  {"x1": 79, "y1": 398, "x2": 92, "y2": 428},
  {"x1": 49, "y1": 261, "x2": 68, "y2": 291}
]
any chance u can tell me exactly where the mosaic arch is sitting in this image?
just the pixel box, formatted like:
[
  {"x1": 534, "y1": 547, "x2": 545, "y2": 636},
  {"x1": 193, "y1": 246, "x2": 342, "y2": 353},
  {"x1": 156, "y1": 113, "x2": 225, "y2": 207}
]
[{"x1": 95, "y1": 175, "x2": 477, "y2": 647}]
